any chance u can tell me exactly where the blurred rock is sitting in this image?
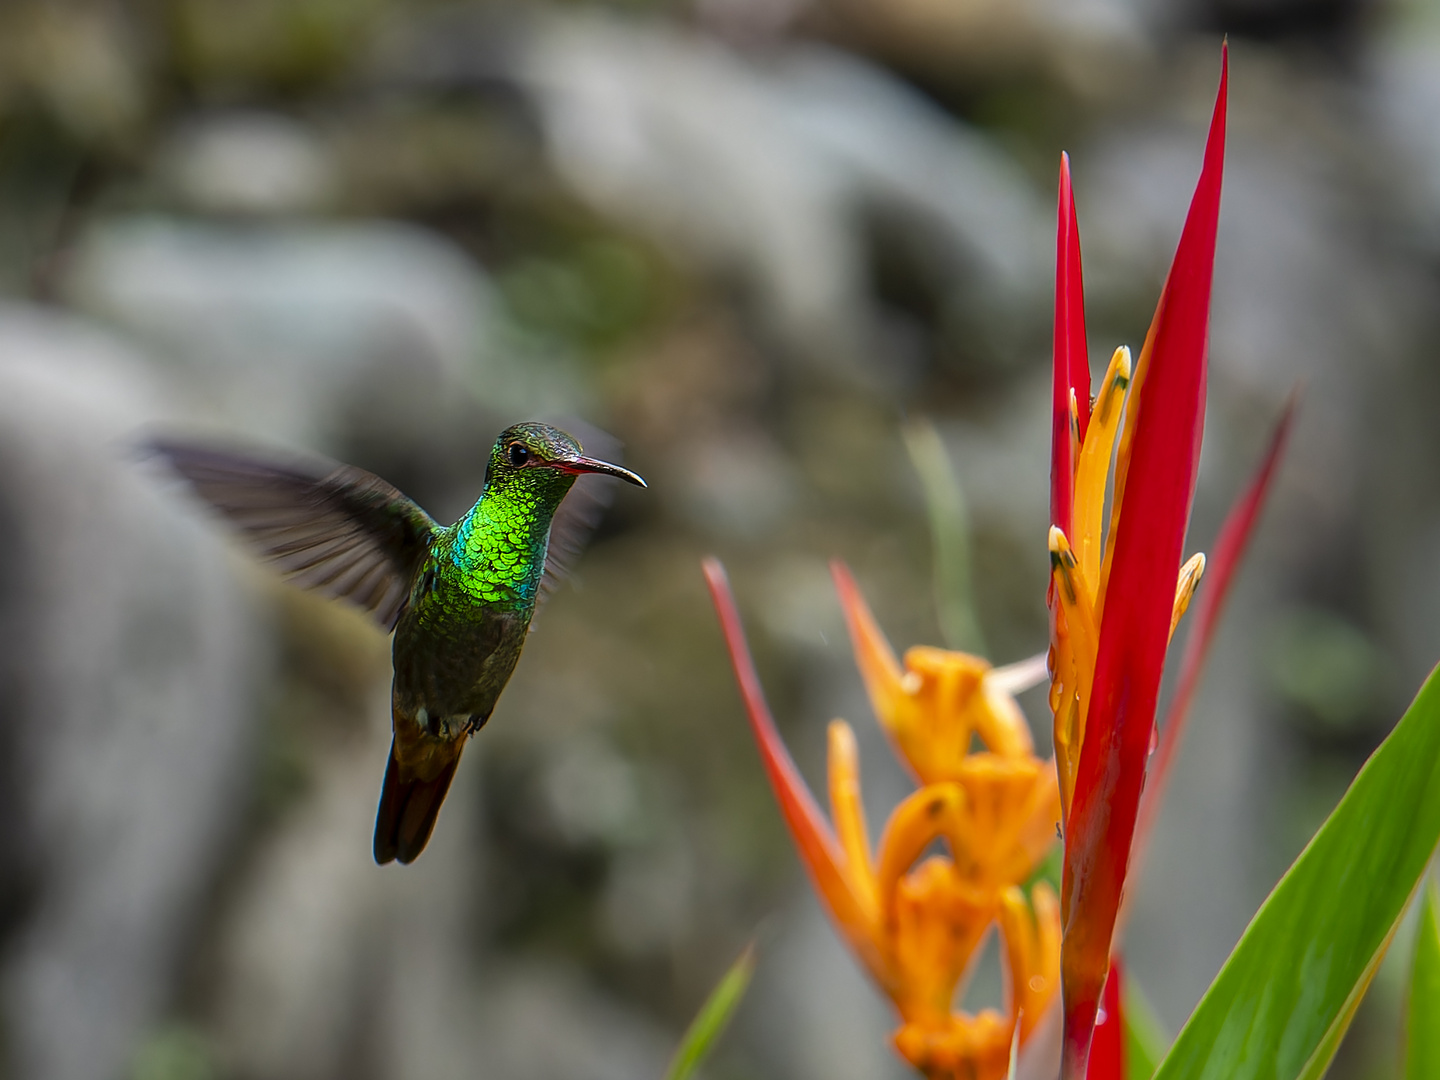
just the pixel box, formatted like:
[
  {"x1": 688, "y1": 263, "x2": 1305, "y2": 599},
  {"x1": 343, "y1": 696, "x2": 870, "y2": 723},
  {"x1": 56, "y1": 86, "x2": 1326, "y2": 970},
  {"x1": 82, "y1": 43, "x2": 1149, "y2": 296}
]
[
  {"x1": 0, "y1": 303, "x2": 264, "y2": 1080},
  {"x1": 415, "y1": 959, "x2": 673, "y2": 1080},
  {"x1": 380, "y1": 11, "x2": 1052, "y2": 383},
  {"x1": 208, "y1": 671, "x2": 396, "y2": 1080},
  {"x1": 813, "y1": 0, "x2": 1148, "y2": 87},
  {"x1": 164, "y1": 0, "x2": 390, "y2": 94},
  {"x1": 746, "y1": 893, "x2": 908, "y2": 1080},
  {"x1": 1373, "y1": 29, "x2": 1440, "y2": 241},
  {"x1": 158, "y1": 112, "x2": 336, "y2": 216},
  {"x1": 0, "y1": 4, "x2": 145, "y2": 144},
  {"x1": 63, "y1": 218, "x2": 512, "y2": 444},
  {"x1": 521, "y1": 16, "x2": 1048, "y2": 379}
]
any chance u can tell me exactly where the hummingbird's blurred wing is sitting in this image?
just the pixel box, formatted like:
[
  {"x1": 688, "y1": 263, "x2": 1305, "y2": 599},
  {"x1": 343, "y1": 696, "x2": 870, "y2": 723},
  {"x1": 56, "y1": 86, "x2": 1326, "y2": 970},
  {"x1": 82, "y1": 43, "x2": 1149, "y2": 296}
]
[
  {"x1": 148, "y1": 440, "x2": 439, "y2": 630},
  {"x1": 538, "y1": 422, "x2": 624, "y2": 605}
]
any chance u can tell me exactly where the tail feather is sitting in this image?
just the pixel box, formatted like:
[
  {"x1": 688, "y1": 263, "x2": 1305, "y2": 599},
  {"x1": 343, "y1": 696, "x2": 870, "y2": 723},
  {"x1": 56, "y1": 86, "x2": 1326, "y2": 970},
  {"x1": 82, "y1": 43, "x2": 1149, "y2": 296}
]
[{"x1": 373, "y1": 740, "x2": 462, "y2": 865}]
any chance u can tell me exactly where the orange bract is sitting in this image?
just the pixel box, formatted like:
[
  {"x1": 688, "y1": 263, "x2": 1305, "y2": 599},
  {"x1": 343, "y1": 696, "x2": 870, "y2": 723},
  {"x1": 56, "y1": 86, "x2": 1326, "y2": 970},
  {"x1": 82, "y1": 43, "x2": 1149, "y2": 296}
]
[{"x1": 705, "y1": 557, "x2": 1062, "y2": 1080}]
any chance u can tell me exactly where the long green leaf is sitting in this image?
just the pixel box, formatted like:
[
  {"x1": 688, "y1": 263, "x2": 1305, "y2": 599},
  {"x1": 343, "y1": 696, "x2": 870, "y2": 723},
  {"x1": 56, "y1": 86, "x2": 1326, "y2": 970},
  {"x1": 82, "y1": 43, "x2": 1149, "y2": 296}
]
[
  {"x1": 1406, "y1": 880, "x2": 1440, "y2": 1079},
  {"x1": 1153, "y1": 666, "x2": 1440, "y2": 1080},
  {"x1": 1123, "y1": 975, "x2": 1168, "y2": 1080},
  {"x1": 664, "y1": 943, "x2": 756, "y2": 1080}
]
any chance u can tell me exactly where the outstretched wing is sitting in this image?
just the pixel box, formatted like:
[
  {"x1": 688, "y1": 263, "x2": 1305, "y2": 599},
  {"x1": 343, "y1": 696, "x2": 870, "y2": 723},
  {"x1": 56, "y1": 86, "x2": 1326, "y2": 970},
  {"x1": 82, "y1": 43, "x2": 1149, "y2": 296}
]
[{"x1": 149, "y1": 439, "x2": 439, "y2": 630}]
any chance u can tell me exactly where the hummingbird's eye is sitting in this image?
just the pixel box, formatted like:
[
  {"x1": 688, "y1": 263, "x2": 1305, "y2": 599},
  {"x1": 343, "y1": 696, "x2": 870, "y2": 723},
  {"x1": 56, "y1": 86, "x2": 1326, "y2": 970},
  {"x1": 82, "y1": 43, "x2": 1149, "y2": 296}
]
[{"x1": 507, "y1": 443, "x2": 530, "y2": 466}]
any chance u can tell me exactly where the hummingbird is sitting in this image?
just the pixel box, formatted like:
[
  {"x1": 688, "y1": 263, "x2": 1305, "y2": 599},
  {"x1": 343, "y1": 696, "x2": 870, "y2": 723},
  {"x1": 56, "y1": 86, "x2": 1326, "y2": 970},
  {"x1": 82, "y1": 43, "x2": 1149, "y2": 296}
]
[{"x1": 152, "y1": 423, "x2": 646, "y2": 865}]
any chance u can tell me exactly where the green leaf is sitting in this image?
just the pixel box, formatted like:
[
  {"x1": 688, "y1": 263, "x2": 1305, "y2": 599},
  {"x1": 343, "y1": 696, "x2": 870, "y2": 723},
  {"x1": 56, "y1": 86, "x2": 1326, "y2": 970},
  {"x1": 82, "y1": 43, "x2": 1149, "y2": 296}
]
[
  {"x1": 1123, "y1": 975, "x2": 1168, "y2": 1080},
  {"x1": 1152, "y1": 667, "x2": 1440, "y2": 1080},
  {"x1": 664, "y1": 943, "x2": 756, "y2": 1080},
  {"x1": 1406, "y1": 880, "x2": 1440, "y2": 1079},
  {"x1": 902, "y1": 419, "x2": 987, "y2": 655}
]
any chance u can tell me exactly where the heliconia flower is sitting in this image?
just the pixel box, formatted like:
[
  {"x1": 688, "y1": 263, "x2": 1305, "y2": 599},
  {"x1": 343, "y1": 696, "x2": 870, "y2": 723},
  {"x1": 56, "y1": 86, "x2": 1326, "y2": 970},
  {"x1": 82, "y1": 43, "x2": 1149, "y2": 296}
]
[
  {"x1": 1048, "y1": 46, "x2": 1229, "y2": 1078},
  {"x1": 704, "y1": 557, "x2": 1061, "y2": 1080}
]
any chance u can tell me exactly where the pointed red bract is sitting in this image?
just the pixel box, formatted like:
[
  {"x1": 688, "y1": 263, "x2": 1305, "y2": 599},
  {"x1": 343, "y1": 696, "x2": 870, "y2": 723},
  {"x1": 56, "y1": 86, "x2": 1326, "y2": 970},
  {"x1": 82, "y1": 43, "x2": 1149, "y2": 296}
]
[
  {"x1": 1085, "y1": 959, "x2": 1124, "y2": 1080},
  {"x1": 702, "y1": 558, "x2": 887, "y2": 985},
  {"x1": 1059, "y1": 47, "x2": 1228, "y2": 1079},
  {"x1": 1129, "y1": 394, "x2": 1295, "y2": 889},
  {"x1": 1052, "y1": 152, "x2": 1092, "y2": 538}
]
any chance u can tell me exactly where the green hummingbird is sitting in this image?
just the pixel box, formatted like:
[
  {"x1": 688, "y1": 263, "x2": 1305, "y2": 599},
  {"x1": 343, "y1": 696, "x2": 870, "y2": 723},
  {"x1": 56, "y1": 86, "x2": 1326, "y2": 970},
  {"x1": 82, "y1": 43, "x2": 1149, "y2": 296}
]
[{"x1": 153, "y1": 423, "x2": 646, "y2": 865}]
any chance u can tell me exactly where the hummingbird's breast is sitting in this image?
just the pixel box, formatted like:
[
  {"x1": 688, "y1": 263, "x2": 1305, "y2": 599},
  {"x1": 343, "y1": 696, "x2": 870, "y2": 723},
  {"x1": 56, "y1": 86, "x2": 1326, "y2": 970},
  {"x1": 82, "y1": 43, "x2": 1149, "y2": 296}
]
[
  {"x1": 389, "y1": 490, "x2": 556, "y2": 726},
  {"x1": 391, "y1": 585, "x2": 532, "y2": 723}
]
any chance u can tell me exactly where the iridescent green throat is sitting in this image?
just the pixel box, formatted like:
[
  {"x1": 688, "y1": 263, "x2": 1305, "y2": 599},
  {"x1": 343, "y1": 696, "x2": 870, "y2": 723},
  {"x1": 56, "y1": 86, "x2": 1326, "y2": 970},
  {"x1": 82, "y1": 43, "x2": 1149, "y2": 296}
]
[{"x1": 448, "y1": 468, "x2": 577, "y2": 608}]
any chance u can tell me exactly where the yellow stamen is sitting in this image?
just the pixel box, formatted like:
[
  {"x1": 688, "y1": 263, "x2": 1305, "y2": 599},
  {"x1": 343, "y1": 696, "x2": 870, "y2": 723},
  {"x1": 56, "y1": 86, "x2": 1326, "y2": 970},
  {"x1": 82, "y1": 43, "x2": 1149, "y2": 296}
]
[
  {"x1": 1048, "y1": 529, "x2": 1099, "y2": 655},
  {"x1": 829, "y1": 719, "x2": 879, "y2": 921},
  {"x1": 1170, "y1": 552, "x2": 1206, "y2": 641},
  {"x1": 1100, "y1": 315, "x2": 1161, "y2": 607},
  {"x1": 1073, "y1": 346, "x2": 1132, "y2": 599},
  {"x1": 1048, "y1": 527, "x2": 1100, "y2": 813},
  {"x1": 1069, "y1": 387, "x2": 1082, "y2": 476}
]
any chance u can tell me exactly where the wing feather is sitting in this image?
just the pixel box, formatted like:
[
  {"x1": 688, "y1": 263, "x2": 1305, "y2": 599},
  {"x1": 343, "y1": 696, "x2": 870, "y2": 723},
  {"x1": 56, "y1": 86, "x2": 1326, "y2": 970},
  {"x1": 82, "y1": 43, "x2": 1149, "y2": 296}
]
[{"x1": 149, "y1": 439, "x2": 439, "y2": 630}]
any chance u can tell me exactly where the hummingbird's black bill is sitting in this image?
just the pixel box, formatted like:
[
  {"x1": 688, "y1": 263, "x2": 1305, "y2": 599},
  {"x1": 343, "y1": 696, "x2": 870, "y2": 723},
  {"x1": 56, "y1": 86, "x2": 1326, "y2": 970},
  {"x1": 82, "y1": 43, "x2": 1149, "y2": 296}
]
[{"x1": 556, "y1": 455, "x2": 647, "y2": 488}]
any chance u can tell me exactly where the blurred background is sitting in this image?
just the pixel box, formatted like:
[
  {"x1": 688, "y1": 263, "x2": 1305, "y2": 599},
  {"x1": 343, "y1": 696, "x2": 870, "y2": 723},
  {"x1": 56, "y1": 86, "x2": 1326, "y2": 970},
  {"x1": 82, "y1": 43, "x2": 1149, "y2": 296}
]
[{"x1": 0, "y1": 0, "x2": 1437, "y2": 1077}]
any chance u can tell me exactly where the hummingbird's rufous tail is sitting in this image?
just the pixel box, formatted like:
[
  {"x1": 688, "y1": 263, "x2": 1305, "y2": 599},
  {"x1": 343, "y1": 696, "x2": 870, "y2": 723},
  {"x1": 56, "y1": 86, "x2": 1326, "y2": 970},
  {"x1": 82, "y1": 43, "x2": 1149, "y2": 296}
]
[{"x1": 373, "y1": 740, "x2": 462, "y2": 865}]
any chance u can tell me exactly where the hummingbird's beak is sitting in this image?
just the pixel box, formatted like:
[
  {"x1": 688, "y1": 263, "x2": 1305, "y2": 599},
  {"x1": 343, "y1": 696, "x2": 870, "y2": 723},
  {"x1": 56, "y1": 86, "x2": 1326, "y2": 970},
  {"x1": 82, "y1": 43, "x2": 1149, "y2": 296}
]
[{"x1": 555, "y1": 454, "x2": 647, "y2": 488}]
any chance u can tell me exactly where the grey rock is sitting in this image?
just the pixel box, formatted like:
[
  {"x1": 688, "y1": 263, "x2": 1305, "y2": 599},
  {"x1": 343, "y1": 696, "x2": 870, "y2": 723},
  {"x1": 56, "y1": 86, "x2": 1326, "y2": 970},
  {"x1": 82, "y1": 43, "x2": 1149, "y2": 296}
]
[
  {"x1": 62, "y1": 217, "x2": 567, "y2": 443},
  {"x1": 0, "y1": 303, "x2": 264, "y2": 1080},
  {"x1": 158, "y1": 111, "x2": 337, "y2": 217},
  {"x1": 514, "y1": 15, "x2": 1049, "y2": 379}
]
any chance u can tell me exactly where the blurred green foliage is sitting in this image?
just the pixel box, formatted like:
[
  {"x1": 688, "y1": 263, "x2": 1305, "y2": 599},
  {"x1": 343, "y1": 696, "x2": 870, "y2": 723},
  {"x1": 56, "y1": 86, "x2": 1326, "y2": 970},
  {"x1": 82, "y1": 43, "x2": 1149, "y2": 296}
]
[{"x1": 130, "y1": 1026, "x2": 214, "y2": 1080}]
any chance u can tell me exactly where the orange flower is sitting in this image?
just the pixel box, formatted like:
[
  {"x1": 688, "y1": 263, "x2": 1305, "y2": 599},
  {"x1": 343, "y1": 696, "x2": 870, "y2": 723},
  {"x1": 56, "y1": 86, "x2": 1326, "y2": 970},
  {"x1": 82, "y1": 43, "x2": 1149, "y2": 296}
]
[{"x1": 705, "y1": 557, "x2": 1061, "y2": 1080}]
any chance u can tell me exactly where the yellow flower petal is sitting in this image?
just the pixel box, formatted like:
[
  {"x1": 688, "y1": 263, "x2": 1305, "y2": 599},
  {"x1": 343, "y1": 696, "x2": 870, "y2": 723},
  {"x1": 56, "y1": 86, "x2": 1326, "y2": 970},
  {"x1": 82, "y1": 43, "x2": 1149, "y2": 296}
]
[
  {"x1": 890, "y1": 856, "x2": 996, "y2": 1024},
  {"x1": 876, "y1": 784, "x2": 968, "y2": 922},
  {"x1": 999, "y1": 883, "x2": 1061, "y2": 1043},
  {"x1": 828, "y1": 719, "x2": 878, "y2": 921},
  {"x1": 894, "y1": 1009, "x2": 1014, "y2": 1080}
]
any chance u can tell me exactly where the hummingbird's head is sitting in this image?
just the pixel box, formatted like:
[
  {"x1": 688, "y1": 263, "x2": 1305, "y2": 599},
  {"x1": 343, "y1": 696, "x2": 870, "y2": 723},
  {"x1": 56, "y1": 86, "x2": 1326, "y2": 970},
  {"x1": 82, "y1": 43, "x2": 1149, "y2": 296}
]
[{"x1": 486, "y1": 423, "x2": 646, "y2": 494}]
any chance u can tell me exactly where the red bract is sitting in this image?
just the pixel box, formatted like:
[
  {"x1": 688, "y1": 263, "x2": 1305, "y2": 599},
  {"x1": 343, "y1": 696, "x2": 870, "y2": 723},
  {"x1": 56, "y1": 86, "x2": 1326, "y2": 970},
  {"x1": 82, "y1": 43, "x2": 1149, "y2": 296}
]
[
  {"x1": 1051, "y1": 47, "x2": 1229, "y2": 1079},
  {"x1": 1085, "y1": 959, "x2": 1124, "y2": 1080},
  {"x1": 701, "y1": 558, "x2": 885, "y2": 983},
  {"x1": 1052, "y1": 152, "x2": 1092, "y2": 541}
]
